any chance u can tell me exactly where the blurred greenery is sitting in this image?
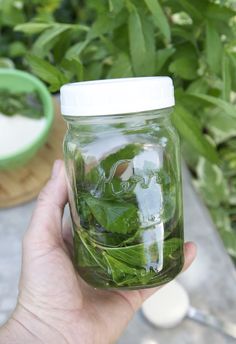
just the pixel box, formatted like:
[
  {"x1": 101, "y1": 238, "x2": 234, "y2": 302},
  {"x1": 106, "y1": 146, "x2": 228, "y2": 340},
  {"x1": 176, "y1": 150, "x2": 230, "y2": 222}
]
[{"x1": 1, "y1": 0, "x2": 236, "y2": 262}]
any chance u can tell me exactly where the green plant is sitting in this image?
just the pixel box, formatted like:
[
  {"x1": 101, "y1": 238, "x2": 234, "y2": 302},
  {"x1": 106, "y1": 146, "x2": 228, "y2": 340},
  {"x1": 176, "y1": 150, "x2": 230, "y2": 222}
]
[{"x1": 1, "y1": 0, "x2": 236, "y2": 261}]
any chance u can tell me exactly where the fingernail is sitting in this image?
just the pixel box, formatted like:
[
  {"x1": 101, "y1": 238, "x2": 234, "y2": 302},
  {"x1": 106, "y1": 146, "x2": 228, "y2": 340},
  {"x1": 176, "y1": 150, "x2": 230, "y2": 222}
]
[{"x1": 51, "y1": 160, "x2": 62, "y2": 178}]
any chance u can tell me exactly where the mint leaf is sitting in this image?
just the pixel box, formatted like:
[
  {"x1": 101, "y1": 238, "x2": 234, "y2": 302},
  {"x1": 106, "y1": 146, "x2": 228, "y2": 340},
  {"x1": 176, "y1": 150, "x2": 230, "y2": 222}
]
[
  {"x1": 84, "y1": 196, "x2": 139, "y2": 234},
  {"x1": 189, "y1": 93, "x2": 236, "y2": 119},
  {"x1": 206, "y1": 21, "x2": 222, "y2": 74},
  {"x1": 139, "y1": 13, "x2": 156, "y2": 75},
  {"x1": 104, "y1": 241, "x2": 159, "y2": 268},
  {"x1": 100, "y1": 143, "x2": 141, "y2": 176},
  {"x1": 210, "y1": 208, "x2": 236, "y2": 258},
  {"x1": 144, "y1": 0, "x2": 170, "y2": 42},
  {"x1": 169, "y1": 57, "x2": 198, "y2": 80},
  {"x1": 172, "y1": 104, "x2": 219, "y2": 163},
  {"x1": 32, "y1": 25, "x2": 72, "y2": 57},
  {"x1": 108, "y1": 53, "x2": 133, "y2": 78},
  {"x1": 14, "y1": 23, "x2": 52, "y2": 34},
  {"x1": 156, "y1": 47, "x2": 175, "y2": 73},
  {"x1": 103, "y1": 238, "x2": 183, "y2": 286},
  {"x1": 74, "y1": 230, "x2": 107, "y2": 269},
  {"x1": 65, "y1": 41, "x2": 89, "y2": 59},
  {"x1": 206, "y1": 112, "x2": 236, "y2": 144},
  {"x1": 194, "y1": 158, "x2": 229, "y2": 207},
  {"x1": 177, "y1": 0, "x2": 203, "y2": 21},
  {"x1": 61, "y1": 57, "x2": 84, "y2": 81},
  {"x1": 27, "y1": 54, "x2": 69, "y2": 92},
  {"x1": 205, "y1": 3, "x2": 236, "y2": 22},
  {"x1": 128, "y1": 7, "x2": 147, "y2": 76},
  {"x1": 86, "y1": 13, "x2": 118, "y2": 41},
  {"x1": 222, "y1": 53, "x2": 231, "y2": 102}
]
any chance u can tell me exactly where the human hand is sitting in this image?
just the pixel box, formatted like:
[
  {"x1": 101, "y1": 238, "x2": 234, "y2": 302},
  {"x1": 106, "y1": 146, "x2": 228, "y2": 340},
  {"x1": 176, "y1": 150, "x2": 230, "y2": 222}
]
[{"x1": 0, "y1": 160, "x2": 196, "y2": 344}]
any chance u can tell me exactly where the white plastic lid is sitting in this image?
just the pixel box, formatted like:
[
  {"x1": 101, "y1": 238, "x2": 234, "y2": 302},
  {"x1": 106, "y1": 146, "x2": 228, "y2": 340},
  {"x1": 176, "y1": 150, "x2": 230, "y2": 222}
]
[{"x1": 60, "y1": 77, "x2": 175, "y2": 117}]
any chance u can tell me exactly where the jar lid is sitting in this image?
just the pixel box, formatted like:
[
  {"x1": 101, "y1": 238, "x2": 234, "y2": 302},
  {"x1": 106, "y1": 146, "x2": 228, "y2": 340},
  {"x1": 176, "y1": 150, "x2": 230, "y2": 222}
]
[{"x1": 60, "y1": 77, "x2": 175, "y2": 117}]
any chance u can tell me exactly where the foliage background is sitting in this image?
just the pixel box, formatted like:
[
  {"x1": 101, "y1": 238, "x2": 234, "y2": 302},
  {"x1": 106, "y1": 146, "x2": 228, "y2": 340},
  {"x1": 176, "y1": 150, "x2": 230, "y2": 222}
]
[{"x1": 0, "y1": 0, "x2": 236, "y2": 262}]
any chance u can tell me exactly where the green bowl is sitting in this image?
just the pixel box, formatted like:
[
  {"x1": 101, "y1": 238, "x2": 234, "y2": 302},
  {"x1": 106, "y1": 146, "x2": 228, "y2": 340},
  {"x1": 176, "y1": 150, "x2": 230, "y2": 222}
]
[{"x1": 0, "y1": 68, "x2": 54, "y2": 169}]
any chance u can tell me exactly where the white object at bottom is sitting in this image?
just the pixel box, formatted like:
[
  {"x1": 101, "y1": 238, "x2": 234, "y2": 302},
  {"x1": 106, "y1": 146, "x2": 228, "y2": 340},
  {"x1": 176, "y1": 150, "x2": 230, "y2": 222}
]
[{"x1": 141, "y1": 280, "x2": 190, "y2": 328}]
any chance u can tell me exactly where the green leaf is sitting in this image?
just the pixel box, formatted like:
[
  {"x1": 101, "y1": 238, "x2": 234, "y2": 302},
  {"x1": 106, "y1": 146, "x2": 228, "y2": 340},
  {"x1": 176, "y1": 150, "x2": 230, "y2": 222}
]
[
  {"x1": 86, "y1": 14, "x2": 117, "y2": 41},
  {"x1": 128, "y1": 7, "x2": 156, "y2": 76},
  {"x1": 172, "y1": 105, "x2": 219, "y2": 163},
  {"x1": 52, "y1": 30, "x2": 72, "y2": 63},
  {"x1": 205, "y1": 3, "x2": 236, "y2": 23},
  {"x1": 85, "y1": 143, "x2": 143, "y2": 202},
  {"x1": 194, "y1": 158, "x2": 229, "y2": 207},
  {"x1": 171, "y1": 27, "x2": 195, "y2": 44},
  {"x1": 177, "y1": 0, "x2": 203, "y2": 21},
  {"x1": 169, "y1": 57, "x2": 198, "y2": 80},
  {"x1": 65, "y1": 41, "x2": 89, "y2": 59},
  {"x1": 186, "y1": 78, "x2": 209, "y2": 94},
  {"x1": 139, "y1": 13, "x2": 156, "y2": 75},
  {"x1": 61, "y1": 57, "x2": 84, "y2": 81},
  {"x1": 108, "y1": 53, "x2": 133, "y2": 78},
  {"x1": 32, "y1": 25, "x2": 72, "y2": 57},
  {"x1": 222, "y1": 53, "x2": 231, "y2": 102},
  {"x1": 27, "y1": 54, "x2": 68, "y2": 92},
  {"x1": 128, "y1": 7, "x2": 146, "y2": 76},
  {"x1": 210, "y1": 208, "x2": 236, "y2": 258},
  {"x1": 176, "y1": 90, "x2": 212, "y2": 115},
  {"x1": 182, "y1": 140, "x2": 200, "y2": 170},
  {"x1": 155, "y1": 47, "x2": 175, "y2": 73},
  {"x1": 206, "y1": 21, "x2": 222, "y2": 74},
  {"x1": 103, "y1": 254, "x2": 145, "y2": 285},
  {"x1": 108, "y1": 0, "x2": 114, "y2": 12},
  {"x1": 14, "y1": 23, "x2": 52, "y2": 34},
  {"x1": 104, "y1": 241, "x2": 158, "y2": 268},
  {"x1": 103, "y1": 238, "x2": 183, "y2": 286},
  {"x1": 172, "y1": 43, "x2": 197, "y2": 61},
  {"x1": 9, "y1": 42, "x2": 27, "y2": 57},
  {"x1": 219, "y1": 230, "x2": 236, "y2": 259},
  {"x1": 108, "y1": 0, "x2": 124, "y2": 13},
  {"x1": 100, "y1": 143, "x2": 142, "y2": 176},
  {"x1": 0, "y1": 0, "x2": 26, "y2": 26},
  {"x1": 189, "y1": 94, "x2": 236, "y2": 119},
  {"x1": 84, "y1": 61, "x2": 103, "y2": 81},
  {"x1": 220, "y1": 146, "x2": 236, "y2": 178},
  {"x1": 104, "y1": 237, "x2": 182, "y2": 268},
  {"x1": 74, "y1": 230, "x2": 105, "y2": 269},
  {"x1": 207, "y1": 112, "x2": 236, "y2": 144},
  {"x1": 84, "y1": 196, "x2": 139, "y2": 234},
  {"x1": 229, "y1": 53, "x2": 236, "y2": 92},
  {"x1": 144, "y1": 0, "x2": 170, "y2": 42},
  {"x1": 229, "y1": 177, "x2": 236, "y2": 205},
  {"x1": 210, "y1": 208, "x2": 232, "y2": 233}
]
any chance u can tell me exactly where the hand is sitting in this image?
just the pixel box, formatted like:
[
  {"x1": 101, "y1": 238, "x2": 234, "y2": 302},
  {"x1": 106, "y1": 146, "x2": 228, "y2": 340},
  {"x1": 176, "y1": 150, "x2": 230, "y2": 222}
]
[{"x1": 0, "y1": 160, "x2": 196, "y2": 344}]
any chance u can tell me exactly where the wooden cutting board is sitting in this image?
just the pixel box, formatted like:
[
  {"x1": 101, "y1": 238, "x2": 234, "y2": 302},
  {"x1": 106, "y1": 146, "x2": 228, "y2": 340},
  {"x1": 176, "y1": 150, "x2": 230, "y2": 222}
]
[{"x1": 0, "y1": 100, "x2": 66, "y2": 208}]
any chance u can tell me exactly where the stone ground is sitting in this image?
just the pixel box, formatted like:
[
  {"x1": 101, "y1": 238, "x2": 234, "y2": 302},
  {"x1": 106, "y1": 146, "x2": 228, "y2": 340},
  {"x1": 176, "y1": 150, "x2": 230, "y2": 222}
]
[{"x1": 0, "y1": 168, "x2": 236, "y2": 344}]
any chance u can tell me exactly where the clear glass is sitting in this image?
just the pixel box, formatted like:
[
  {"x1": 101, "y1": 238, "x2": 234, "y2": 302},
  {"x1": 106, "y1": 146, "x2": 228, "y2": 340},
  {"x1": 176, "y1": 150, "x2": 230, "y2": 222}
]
[{"x1": 63, "y1": 108, "x2": 184, "y2": 290}]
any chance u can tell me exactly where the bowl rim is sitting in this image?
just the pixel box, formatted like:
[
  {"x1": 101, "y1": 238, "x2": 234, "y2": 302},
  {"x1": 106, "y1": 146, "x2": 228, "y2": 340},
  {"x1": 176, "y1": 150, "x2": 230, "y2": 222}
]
[{"x1": 0, "y1": 68, "x2": 54, "y2": 165}]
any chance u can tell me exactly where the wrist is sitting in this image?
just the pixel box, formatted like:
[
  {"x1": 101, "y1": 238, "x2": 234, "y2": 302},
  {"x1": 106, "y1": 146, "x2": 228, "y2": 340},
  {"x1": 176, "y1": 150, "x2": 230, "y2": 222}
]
[
  {"x1": 0, "y1": 317, "x2": 39, "y2": 344},
  {"x1": 0, "y1": 306, "x2": 67, "y2": 344}
]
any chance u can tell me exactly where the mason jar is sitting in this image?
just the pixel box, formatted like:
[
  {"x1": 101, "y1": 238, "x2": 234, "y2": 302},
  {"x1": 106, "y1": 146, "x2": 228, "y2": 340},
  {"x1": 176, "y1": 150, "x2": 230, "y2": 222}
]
[{"x1": 60, "y1": 77, "x2": 184, "y2": 290}]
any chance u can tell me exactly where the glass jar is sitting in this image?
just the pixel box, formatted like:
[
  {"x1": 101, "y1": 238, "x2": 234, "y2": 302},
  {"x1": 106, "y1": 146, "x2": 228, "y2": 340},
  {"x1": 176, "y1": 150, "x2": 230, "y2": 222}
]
[{"x1": 61, "y1": 77, "x2": 184, "y2": 290}]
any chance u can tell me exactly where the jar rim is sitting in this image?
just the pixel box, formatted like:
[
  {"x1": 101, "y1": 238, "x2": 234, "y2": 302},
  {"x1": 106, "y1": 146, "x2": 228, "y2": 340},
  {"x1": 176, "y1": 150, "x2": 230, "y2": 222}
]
[{"x1": 60, "y1": 77, "x2": 175, "y2": 117}]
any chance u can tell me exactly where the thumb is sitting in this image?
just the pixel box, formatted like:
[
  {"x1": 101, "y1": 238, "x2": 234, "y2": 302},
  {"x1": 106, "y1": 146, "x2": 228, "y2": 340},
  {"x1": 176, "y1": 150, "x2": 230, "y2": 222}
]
[{"x1": 24, "y1": 160, "x2": 68, "y2": 248}]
